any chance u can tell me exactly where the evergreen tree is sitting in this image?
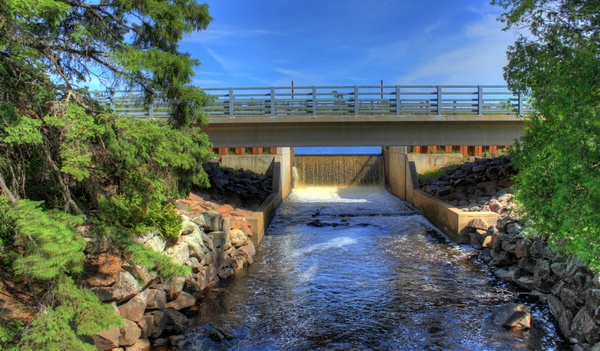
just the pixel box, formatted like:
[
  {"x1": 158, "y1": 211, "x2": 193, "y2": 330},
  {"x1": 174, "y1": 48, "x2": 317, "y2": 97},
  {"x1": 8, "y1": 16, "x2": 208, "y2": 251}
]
[
  {"x1": 494, "y1": 0, "x2": 600, "y2": 266},
  {"x1": 0, "y1": 0, "x2": 214, "y2": 348}
]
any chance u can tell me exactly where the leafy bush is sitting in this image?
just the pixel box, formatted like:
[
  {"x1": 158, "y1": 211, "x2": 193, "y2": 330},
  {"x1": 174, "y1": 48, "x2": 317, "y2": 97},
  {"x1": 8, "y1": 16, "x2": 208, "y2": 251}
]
[{"x1": 495, "y1": 0, "x2": 600, "y2": 267}]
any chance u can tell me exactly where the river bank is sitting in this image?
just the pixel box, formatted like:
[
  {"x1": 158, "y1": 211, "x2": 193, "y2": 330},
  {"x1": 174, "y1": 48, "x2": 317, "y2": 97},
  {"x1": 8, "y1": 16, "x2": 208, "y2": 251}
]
[{"x1": 420, "y1": 153, "x2": 600, "y2": 350}]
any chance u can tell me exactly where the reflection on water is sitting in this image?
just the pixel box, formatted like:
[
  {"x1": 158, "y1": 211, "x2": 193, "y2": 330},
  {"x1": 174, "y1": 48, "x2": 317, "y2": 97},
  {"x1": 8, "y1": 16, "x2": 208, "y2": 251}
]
[{"x1": 184, "y1": 187, "x2": 567, "y2": 351}]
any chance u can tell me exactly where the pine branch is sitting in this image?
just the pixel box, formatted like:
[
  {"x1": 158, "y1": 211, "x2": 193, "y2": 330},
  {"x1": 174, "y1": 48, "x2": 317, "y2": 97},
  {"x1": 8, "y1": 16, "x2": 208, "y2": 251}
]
[{"x1": 0, "y1": 172, "x2": 17, "y2": 204}]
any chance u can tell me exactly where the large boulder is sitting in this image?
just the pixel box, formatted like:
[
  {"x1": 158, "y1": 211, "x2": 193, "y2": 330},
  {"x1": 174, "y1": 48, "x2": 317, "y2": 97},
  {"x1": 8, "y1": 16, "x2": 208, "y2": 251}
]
[
  {"x1": 492, "y1": 303, "x2": 531, "y2": 331},
  {"x1": 118, "y1": 290, "x2": 148, "y2": 322}
]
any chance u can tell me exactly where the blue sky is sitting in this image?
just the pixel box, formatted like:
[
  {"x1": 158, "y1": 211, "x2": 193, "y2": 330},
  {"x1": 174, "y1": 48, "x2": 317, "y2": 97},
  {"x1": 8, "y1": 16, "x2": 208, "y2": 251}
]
[{"x1": 180, "y1": 0, "x2": 519, "y2": 88}]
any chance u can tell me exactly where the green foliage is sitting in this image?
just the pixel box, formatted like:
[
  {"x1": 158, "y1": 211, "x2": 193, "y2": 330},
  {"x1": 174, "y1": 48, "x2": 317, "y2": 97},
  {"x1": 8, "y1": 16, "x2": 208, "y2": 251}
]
[
  {"x1": 18, "y1": 306, "x2": 96, "y2": 351},
  {"x1": 0, "y1": 0, "x2": 214, "y2": 346},
  {"x1": 0, "y1": 196, "x2": 16, "y2": 254},
  {"x1": 44, "y1": 104, "x2": 101, "y2": 182},
  {"x1": 126, "y1": 242, "x2": 192, "y2": 279},
  {"x1": 17, "y1": 275, "x2": 122, "y2": 350},
  {"x1": 11, "y1": 200, "x2": 85, "y2": 280},
  {"x1": 0, "y1": 311, "x2": 22, "y2": 350},
  {"x1": 495, "y1": 0, "x2": 600, "y2": 267},
  {"x1": 418, "y1": 168, "x2": 445, "y2": 182}
]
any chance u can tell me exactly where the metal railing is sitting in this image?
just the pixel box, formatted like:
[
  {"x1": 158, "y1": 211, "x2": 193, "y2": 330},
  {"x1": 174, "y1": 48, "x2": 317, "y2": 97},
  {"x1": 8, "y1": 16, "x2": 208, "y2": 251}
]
[{"x1": 92, "y1": 85, "x2": 529, "y2": 118}]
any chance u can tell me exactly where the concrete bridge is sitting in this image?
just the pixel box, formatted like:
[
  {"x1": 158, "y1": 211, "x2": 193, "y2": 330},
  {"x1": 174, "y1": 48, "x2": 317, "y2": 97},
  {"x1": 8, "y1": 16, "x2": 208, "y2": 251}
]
[{"x1": 94, "y1": 85, "x2": 527, "y2": 147}]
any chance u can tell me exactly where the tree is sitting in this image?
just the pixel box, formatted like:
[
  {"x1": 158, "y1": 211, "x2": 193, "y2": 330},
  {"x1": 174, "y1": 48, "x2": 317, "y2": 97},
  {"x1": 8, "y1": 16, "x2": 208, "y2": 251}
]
[
  {"x1": 0, "y1": 0, "x2": 214, "y2": 348},
  {"x1": 493, "y1": 0, "x2": 600, "y2": 266}
]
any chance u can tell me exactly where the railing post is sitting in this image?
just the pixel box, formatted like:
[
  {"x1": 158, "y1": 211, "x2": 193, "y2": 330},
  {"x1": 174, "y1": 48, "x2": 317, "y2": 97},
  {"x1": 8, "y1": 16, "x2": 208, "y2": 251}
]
[
  {"x1": 312, "y1": 87, "x2": 317, "y2": 116},
  {"x1": 478, "y1": 85, "x2": 483, "y2": 115},
  {"x1": 149, "y1": 102, "x2": 154, "y2": 118},
  {"x1": 395, "y1": 86, "x2": 400, "y2": 115},
  {"x1": 271, "y1": 88, "x2": 275, "y2": 116},
  {"x1": 354, "y1": 86, "x2": 359, "y2": 116},
  {"x1": 109, "y1": 90, "x2": 115, "y2": 111},
  {"x1": 229, "y1": 88, "x2": 234, "y2": 116},
  {"x1": 436, "y1": 86, "x2": 442, "y2": 115}
]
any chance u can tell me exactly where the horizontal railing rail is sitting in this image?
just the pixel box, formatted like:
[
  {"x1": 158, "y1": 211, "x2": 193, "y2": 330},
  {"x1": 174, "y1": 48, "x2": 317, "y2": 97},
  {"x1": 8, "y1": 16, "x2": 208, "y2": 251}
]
[{"x1": 92, "y1": 85, "x2": 529, "y2": 118}]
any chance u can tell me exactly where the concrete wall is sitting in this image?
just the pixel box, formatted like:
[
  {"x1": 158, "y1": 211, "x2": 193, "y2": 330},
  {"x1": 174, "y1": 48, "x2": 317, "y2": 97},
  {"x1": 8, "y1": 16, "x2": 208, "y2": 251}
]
[
  {"x1": 220, "y1": 148, "x2": 293, "y2": 245},
  {"x1": 384, "y1": 147, "x2": 497, "y2": 243},
  {"x1": 220, "y1": 154, "x2": 276, "y2": 176}
]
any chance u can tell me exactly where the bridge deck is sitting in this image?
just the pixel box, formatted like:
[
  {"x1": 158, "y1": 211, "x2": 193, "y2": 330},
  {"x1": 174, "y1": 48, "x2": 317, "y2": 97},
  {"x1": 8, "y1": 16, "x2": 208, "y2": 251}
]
[
  {"x1": 204, "y1": 114, "x2": 524, "y2": 147},
  {"x1": 93, "y1": 85, "x2": 527, "y2": 147}
]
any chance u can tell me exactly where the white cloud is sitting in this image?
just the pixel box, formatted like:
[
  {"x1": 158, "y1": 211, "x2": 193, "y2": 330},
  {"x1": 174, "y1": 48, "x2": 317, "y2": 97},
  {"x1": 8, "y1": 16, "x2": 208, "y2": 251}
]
[
  {"x1": 398, "y1": 10, "x2": 518, "y2": 84},
  {"x1": 183, "y1": 24, "x2": 285, "y2": 44}
]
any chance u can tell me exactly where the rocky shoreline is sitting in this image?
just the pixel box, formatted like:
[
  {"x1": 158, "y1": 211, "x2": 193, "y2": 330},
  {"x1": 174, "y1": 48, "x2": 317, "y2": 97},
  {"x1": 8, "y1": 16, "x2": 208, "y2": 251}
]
[
  {"x1": 422, "y1": 154, "x2": 600, "y2": 350},
  {"x1": 81, "y1": 166, "x2": 273, "y2": 350}
]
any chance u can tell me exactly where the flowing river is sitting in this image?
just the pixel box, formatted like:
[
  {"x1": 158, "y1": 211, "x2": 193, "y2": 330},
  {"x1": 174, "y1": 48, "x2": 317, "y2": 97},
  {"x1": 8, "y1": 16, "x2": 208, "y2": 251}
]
[{"x1": 183, "y1": 186, "x2": 567, "y2": 350}]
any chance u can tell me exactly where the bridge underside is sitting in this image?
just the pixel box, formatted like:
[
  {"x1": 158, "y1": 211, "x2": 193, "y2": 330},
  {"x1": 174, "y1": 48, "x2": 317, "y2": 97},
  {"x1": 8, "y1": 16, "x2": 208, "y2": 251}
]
[{"x1": 203, "y1": 115, "x2": 524, "y2": 148}]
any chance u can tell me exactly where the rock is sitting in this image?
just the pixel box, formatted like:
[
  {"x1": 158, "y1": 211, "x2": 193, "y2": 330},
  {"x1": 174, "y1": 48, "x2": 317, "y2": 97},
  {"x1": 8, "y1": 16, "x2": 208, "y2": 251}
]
[
  {"x1": 122, "y1": 264, "x2": 157, "y2": 287},
  {"x1": 481, "y1": 235, "x2": 493, "y2": 248},
  {"x1": 84, "y1": 254, "x2": 122, "y2": 287},
  {"x1": 239, "y1": 240, "x2": 256, "y2": 257},
  {"x1": 146, "y1": 289, "x2": 167, "y2": 310},
  {"x1": 164, "y1": 242, "x2": 190, "y2": 266},
  {"x1": 514, "y1": 276, "x2": 535, "y2": 290},
  {"x1": 562, "y1": 287, "x2": 585, "y2": 311},
  {"x1": 125, "y1": 338, "x2": 151, "y2": 351},
  {"x1": 488, "y1": 199, "x2": 502, "y2": 213},
  {"x1": 138, "y1": 313, "x2": 154, "y2": 339},
  {"x1": 192, "y1": 211, "x2": 222, "y2": 232},
  {"x1": 493, "y1": 266, "x2": 516, "y2": 280},
  {"x1": 547, "y1": 295, "x2": 566, "y2": 319},
  {"x1": 134, "y1": 230, "x2": 166, "y2": 253},
  {"x1": 165, "y1": 291, "x2": 196, "y2": 311},
  {"x1": 164, "y1": 308, "x2": 188, "y2": 333},
  {"x1": 208, "y1": 231, "x2": 227, "y2": 249},
  {"x1": 169, "y1": 335, "x2": 187, "y2": 348},
  {"x1": 506, "y1": 222, "x2": 522, "y2": 235},
  {"x1": 467, "y1": 218, "x2": 489, "y2": 231},
  {"x1": 118, "y1": 290, "x2": 148, "y2": 322},
  {"x1": 119, "y1": 319, "x2": 142, "y2": 347},
  {"x1": 149, "y1": 310, "x2": 168, "y2": 338},
  {"x1": 477, "y1": 180, "x2": 497, "y2": 196},
  {"x1": 515, "y1": 238, "x2": 529, "y2": 258},
  {"x1": 163, "y1": 277, "x2": 185, "y2": 301},
  {"x1": 533, "y1": 259, "x2": 557, "y2": 293},
  {"x1": 111, "y1": 271, "x2": 142, "y2": 303},
  {"x1": 93, "y1": 327, "x2": 121, "y2": 351},
  {"x1": 469, "y1": 231, "x2": 482, "y2": 250},
  {"x1": 559, "y1": 308, "x2": 574, "y2": 340},
  {"x1": 228, "y1": 229, "x2": 246, "y2": 248},
  {"x1": 492, "y1": 303, "x2": 531, "y2": 331},
  {"x1": 491, "y1": 251, "x2": 513, "y2": 267},
  {"x1": 152, "y1": 338, "x2": 170, "y2": 349},
  {"x1": 526, "y1": 241, "x2": 544, "y2": 260}
]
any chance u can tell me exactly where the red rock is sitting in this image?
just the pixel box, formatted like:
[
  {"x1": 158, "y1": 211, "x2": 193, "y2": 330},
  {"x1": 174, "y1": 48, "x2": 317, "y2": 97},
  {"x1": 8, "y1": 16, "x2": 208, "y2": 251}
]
[
  {"x1": 118, "y1": 292, "x2": 147, "y2": 322},
  {"x1": 216, "y1": 204, "x2": 234, "y2": 214},
  {"x1": 178, "y1": 198, "x2": 194, "y2": 205},
  {"x1": 125, "y1": 338, "x2": 151, "y2": 351},
  {"x1": 119, "y1": 319, "x2": 142, "y2": 347},
  {"x1": 93, "y1": 327, "x2": 121, "y2": 350},
  {"x1": 187, "y1": 193, "x2": 205, "y2": 203}
]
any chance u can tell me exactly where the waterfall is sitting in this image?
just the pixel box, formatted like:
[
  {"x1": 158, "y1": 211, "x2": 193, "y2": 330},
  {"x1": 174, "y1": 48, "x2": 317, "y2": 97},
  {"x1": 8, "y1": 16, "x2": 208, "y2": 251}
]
[{"x1": 293, "y1": 155, "x2": 384, "y2": 187}]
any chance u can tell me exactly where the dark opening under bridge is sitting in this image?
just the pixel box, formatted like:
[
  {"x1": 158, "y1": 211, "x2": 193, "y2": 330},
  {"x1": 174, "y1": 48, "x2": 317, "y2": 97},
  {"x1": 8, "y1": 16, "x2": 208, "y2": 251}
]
[{"x1": 93, "y1": 85, "x2": 528, "y2": 147}]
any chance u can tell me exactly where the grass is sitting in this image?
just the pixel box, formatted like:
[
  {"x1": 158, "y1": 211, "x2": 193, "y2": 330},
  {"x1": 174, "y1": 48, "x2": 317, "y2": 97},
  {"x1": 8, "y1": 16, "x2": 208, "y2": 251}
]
[{"x1": 418, "y1": 168, "x2": 445, "y2": 181}]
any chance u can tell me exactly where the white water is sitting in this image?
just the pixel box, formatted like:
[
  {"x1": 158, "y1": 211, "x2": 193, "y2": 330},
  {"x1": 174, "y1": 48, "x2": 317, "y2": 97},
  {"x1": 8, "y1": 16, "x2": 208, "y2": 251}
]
[{"x1": 184, "y1": 187, "x2": 566, "y2": 350}]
